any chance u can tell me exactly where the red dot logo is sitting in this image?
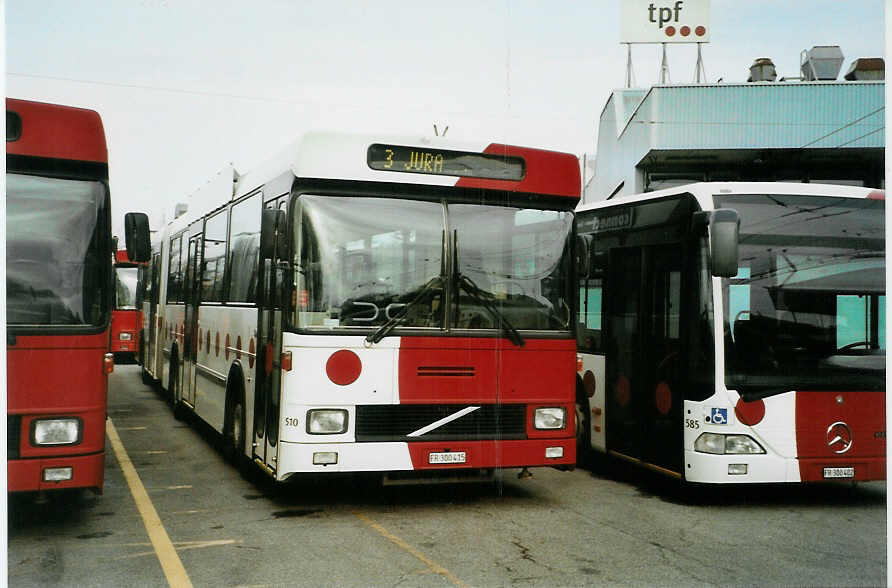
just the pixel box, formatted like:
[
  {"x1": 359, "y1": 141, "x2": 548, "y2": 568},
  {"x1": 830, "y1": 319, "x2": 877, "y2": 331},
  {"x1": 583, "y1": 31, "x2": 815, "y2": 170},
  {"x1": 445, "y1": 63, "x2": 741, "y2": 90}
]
[
  {"x1": 695, "y1": 25, "x2": 706, "y2": 36},
  {"x1": 326, "y1": 350, "x2": 362, "y2": 386},
  {"x1": 665, "y1": 26, "x2": 676, "y2": 36},
  {"x1": 615, "y1": 375, "x2": 631, "y2": 407},
  {"x1": 680, "y1": 25, "x2": 691, "y2": 36},
  {"x1": 655, "y1": 382, "x2": 672, "y2": 416},
  {"x1": 735, "y1": 398, "x2": 766, "y2": 426}
]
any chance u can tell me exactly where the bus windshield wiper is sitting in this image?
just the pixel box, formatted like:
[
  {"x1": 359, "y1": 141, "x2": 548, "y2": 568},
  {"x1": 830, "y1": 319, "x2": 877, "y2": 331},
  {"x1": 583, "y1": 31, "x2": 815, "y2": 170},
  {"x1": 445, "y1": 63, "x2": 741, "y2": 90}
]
[
  {"x1": 456, "y1": 273, "x2": 525, "y2": 347},
  {"x1": 365, "y1": 275, "x2": 444, "y2": 344}
]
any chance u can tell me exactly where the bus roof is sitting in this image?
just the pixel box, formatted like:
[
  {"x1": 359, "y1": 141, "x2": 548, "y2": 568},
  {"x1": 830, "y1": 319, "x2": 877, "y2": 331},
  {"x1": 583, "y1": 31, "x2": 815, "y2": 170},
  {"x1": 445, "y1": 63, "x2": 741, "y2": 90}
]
[
  {"x1": 234, "y1": 132, "x2": 580, "y2": 200},
  {"x1": 6, "y1": 98, "x2": 107, "y2": 163},
  {"x1": 576, "y1": 181, "x2": 885, "y2": 214}
]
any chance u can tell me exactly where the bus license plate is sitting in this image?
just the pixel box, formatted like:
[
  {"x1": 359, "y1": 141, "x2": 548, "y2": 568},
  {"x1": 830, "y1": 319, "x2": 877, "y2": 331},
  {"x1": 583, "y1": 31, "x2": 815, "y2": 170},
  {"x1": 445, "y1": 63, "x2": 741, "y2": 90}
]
[
  {"x1": 429, "y1": 451, "x2": 466, "y2": 465},
  {"x1": 823, "y1": 467, "x2": 854, "y2": 479}
]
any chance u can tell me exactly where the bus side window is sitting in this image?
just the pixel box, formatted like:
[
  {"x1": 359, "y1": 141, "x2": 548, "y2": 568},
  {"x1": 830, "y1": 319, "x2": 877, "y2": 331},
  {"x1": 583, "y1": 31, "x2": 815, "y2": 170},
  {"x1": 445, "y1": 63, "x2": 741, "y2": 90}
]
[{"x1": 578, "y1": 276, "x2": 603, "y2": 352}]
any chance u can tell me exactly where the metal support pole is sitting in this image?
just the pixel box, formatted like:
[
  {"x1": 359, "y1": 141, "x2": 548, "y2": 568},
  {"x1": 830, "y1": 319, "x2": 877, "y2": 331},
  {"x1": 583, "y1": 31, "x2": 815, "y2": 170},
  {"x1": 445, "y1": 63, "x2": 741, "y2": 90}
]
[
  {"x1": 694, "y1": 42, "x2": 706, "y2": 83},
  {"x1": 659, "y1": 43, "x2": 670, "y2": 84},
  {"x1": 625, "y1": 44, "x2": 634, "y2": 88}
]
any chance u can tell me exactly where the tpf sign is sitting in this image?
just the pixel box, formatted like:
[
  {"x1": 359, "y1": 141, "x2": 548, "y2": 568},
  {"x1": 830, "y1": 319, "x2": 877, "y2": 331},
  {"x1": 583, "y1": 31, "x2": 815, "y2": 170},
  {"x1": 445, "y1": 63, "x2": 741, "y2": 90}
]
[{"x1": 620, "y1": 0, "x2": 711, "y2": 44}]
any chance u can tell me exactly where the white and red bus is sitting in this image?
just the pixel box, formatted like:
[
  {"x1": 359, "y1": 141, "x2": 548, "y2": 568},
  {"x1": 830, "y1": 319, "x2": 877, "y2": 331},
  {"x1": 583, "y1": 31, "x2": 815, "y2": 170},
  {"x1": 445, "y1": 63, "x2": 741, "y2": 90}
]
[
  {"x1": 575, "y1": 182, "x2": 885, "y2": 483},
  {"x1": 143, "y1": 132, "x2": 580, "y2": 482},
  {"x1": 111, "y1": 249, "x2": 143, "y2": 363},
  {"x1": 6, "y1": 98, "x2": 149, "y2": 494}
]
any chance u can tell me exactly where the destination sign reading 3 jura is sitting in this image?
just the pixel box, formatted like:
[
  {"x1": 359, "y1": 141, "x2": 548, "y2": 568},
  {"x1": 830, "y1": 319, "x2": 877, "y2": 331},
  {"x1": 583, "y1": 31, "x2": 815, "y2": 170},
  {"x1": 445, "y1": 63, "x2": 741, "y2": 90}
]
[{"x1": 367, "y1": 144, "x2": 525, "y2": 181}]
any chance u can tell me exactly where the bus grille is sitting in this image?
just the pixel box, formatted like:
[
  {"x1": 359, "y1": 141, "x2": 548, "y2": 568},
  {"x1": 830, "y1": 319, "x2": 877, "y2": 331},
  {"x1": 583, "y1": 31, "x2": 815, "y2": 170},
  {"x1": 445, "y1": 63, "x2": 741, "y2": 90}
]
[
  {"x1": 8, "y1": 415, "x2": 21, "y2": 459},
  {"x1": 355, "y1": 404, "x2": 527, "y2": 442}
]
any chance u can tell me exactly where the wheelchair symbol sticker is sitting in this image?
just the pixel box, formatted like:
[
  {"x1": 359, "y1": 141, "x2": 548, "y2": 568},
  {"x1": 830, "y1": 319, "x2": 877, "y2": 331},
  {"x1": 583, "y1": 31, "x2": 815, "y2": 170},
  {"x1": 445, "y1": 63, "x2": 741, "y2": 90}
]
[{"x1": 710, "y1": 408, "x2": 728, "y2": 425}]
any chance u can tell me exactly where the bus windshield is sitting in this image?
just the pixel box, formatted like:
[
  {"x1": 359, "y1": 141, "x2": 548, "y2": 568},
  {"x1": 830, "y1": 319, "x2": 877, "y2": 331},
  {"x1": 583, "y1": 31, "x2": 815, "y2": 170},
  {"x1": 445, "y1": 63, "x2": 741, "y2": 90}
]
[
  {"x1": 294, "y1": 195, "x2": 573, "y2": 333},
  {"x1": 7, "y1": 173, "x2": 109, "y2": 327},
  {"x1": 115, "y1": 266, "x2": 139, "y2": 310},
  {"x1": 717, "y1": 193, "x2": 885, "y2": 397}
]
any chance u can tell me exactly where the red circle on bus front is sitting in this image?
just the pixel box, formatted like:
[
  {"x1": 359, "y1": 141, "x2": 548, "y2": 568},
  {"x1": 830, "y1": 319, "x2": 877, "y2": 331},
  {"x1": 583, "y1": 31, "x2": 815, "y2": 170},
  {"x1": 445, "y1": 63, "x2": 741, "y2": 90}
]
[
  {"x1": 655, "y1": 381, "x2": 672, "y2": 415},
  {"x1": 665, "y1": 26, "x2": 676, "y2": 36},
  {"x1": 615, "y1": 375, "x2": 631, "y2": 407},
  {"x1": 735, "y1": 398, "x2": 766, "y2": 426},
  {"x1": 695, "y1": 25, "x2": 706, "y2": 36},
  {"x1": 225, "y1": 334, "x2": 231, "y2": 360},
  {"x1": 326, "y1": 350, "x2": 362, "y2": 386},
  {"x1": 215, "y1": 332, "x2": 220, "y2": 357},
  {"x1": 680, "y1": 25, "x2": 691, "y2": 36},
  {"x1": 236, "y1": 336, "x2": 242, "y2": 359},
  {"x1": 249, "y1": 338, "x2": 256, "y2": 368},
  {"x1": 206, "y1": 331, "x2": 211, "y2": 355}
]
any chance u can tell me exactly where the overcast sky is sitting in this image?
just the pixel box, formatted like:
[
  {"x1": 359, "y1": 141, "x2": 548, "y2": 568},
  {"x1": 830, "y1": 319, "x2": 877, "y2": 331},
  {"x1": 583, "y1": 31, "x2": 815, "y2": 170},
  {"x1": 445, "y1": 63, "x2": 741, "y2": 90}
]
[{"x1": 6, "y1": 0, "x2": 885, "y2": 236}]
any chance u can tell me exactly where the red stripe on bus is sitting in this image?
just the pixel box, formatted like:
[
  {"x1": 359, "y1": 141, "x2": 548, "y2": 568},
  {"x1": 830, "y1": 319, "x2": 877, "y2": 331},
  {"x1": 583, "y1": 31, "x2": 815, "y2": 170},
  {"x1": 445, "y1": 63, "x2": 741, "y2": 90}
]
[
  {"x1": 795, "y1": 390, "x2": 886, "y2": 482},
  {"x1": 6, "y1": 98, "x2": 108, "y2": 162},
  {"x1": 454, "y1": 144, "x2": 580, "y2": 199},
  {"x1": 397, "y1": 337, "x2": 575, "y2": 404}
]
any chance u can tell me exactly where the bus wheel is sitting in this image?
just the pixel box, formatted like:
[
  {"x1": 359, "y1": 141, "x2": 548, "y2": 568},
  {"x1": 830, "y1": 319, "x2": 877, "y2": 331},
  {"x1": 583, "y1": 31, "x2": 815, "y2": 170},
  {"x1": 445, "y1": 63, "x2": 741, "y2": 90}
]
[
  {"x1": 170, "y1": 359, "x2": 187, "y2": 421},
  {"x1": 224, "y1": 383, "x2": 246, "y2": 467},
  {"x1": 575, "y1": 390, "x2": 592, "y2": 470}
]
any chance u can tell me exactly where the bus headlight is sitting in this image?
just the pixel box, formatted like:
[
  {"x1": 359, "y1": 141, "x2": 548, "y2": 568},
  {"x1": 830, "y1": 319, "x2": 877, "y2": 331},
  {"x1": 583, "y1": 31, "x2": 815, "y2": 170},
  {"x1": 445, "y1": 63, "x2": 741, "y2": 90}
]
[
  {"x1": 119, "y1": 332, "x2": 133, "y2": 341},
  {"x1": 694, "y1": 432, "x2": 765, "y2": 455},
  {"x1": 32, "y1": 418, "x2": 81, "y2": 446},
  {"x1": 307, "y1": 409, "x2": 348, "y2": 434},
  {"x1": 534, "y1": 407, "x2": 566, "y2": 430}
]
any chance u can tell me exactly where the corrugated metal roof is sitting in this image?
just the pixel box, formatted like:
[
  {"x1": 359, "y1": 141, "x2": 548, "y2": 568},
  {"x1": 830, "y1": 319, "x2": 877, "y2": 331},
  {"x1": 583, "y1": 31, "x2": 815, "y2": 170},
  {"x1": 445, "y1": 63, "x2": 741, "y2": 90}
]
[{"x1": 621, "y1": 81, "x2": 884, "y2": 150}]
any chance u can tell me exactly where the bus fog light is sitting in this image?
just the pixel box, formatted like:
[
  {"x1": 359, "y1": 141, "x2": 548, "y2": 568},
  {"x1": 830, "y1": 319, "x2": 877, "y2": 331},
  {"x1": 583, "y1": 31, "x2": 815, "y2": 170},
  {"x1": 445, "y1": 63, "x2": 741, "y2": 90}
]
[
  {"x1": 728, "y1": 464, "x2": 748, "y2": 475},
  {"x1": 725, "y1": 434, "x2": 765, "y2": 454},
  {"x1": 545, "y1": 447, "x2": 564, "y2": 458},
  {"x1": 307, "y1": 409, "x2": 348, "y2": 434},
  {"x1": 43, "y1": 467, "x2": 73, "y2": 482},
  {"x1": 534, "y1": 407, "x2": 566, "y2": 430},
  {"x1": 119, "y1": 332, "x2": 133, "y2": 341},
  {"x1": 33, "y1": 418, "x2": 81, "y2": 446},
  {"x1": 313, "y1": 452, "x2": 338, "y2": 465}
]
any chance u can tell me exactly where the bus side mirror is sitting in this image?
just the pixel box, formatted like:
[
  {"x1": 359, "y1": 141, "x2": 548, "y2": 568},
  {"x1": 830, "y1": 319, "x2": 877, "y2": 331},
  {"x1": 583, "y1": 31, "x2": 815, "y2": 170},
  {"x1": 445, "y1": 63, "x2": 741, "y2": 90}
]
[
  {"x1": 260, "y1": 208, "x2": 286, "y2": 260},
  {"x1": 124, "y1": 212, "x2": 150, "y2": 262},
  {"x1": 710, "y1": 208, "x2": 740, "y2": 278},
  {"x1": 575, "y1": 234, "x2": 593, "y2": 278}
]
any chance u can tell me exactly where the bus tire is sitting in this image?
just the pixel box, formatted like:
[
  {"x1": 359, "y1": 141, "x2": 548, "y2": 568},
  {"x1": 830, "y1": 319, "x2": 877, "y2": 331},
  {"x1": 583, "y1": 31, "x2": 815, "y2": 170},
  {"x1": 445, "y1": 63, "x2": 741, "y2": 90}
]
[
  {"x1": 223, "y1": 374, "x2": 247, "y2": 468},
  {"x1": 169, "y1": 354, "x2": 187, "y2": 421}
]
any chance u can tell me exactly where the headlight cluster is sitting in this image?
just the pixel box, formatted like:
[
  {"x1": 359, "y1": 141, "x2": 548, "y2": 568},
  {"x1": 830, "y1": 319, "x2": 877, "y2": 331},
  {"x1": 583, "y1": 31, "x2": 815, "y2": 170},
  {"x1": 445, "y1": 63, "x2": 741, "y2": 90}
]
[
  {"x1": 119, "y1": 332, "x2": 133, "y2": 341},
  {"x1": 32, "y1": 418, "x2": 81, "y2": 446},
  {"x1": 534, "y1": 407, "x2": 566, "y2": 430},
  {"x1": 307, "y1": 409, "x2": 348, "y2": 434},
  {"x1": 694, "y1": 432, "x2": 765, "y2": 455}
]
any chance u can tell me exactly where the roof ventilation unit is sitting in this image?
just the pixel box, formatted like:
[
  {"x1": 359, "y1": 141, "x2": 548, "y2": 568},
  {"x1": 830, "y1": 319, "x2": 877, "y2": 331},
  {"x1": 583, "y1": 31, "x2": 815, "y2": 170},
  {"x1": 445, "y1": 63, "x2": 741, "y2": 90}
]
[
  {"x1": 800, "y1": 45, "x2": 844, "y2": 81},
  {"x1": 748, "y1": 58, "x2": 777, "y2": 82},
  {"x1": 844, "y1": 58, "x2": 885, "y2": 81}
]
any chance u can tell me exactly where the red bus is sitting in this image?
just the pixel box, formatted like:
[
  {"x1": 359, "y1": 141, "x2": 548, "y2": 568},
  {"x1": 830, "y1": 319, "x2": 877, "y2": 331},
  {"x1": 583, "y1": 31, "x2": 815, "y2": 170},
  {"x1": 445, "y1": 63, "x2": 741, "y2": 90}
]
[
  {"x1": 112, "y1": 249, "x2": 143, "y2": 363},
  {"x1": 6, "y1": 98, "x2": 149, "y2": 494},
  {"x1": 141, "y1": 133, "x2": 580, "y2": 483}
]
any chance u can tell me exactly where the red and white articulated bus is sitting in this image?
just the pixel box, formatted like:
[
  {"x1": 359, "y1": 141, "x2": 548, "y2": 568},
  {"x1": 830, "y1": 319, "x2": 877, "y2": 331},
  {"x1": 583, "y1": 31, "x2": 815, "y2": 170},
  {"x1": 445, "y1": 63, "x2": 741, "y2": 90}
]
[
  {"x1": 575, "y1": 182, "x2": 885, "y2": 484},
  {"x1": 111, "y1": 249, "x2": 144, "y2": 363},
  {"x1": 140, "y1": 133, "x2": 580, "y2": 483},
  {"x1": 6, "y1": 98, "x2": 149, "y2": 494}
]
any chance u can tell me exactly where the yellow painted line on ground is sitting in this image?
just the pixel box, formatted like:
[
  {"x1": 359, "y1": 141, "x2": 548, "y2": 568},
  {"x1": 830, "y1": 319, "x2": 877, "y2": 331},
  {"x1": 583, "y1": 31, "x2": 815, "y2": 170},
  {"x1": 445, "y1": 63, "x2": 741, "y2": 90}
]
[
  {"x1": 353, "y1": 511, "x2": 469, "y2": 588},
  {"x1": 107, "y1": 418, "x2": 193, "y2": 588}
]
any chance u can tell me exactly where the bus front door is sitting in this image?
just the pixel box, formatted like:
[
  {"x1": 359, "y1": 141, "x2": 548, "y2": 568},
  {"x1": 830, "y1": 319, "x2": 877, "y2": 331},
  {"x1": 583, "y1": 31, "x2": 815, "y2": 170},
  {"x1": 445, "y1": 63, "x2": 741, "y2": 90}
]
[
  {"x1": 253, "y1": 200, "x2": 287, "y2": 474},
  {"x1": 606, "y1": 245, "x2": 684, "y2": 476},
  {"x1": 182, "y1": 234, "x2": 201, "y2": 409}
]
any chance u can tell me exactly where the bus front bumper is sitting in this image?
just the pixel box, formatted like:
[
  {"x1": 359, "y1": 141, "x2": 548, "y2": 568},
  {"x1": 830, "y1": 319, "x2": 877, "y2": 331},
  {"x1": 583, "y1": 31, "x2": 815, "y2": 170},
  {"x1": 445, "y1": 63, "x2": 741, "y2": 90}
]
[{"x1": 8, "y1": 451, "x2": 105, "y2": 493}]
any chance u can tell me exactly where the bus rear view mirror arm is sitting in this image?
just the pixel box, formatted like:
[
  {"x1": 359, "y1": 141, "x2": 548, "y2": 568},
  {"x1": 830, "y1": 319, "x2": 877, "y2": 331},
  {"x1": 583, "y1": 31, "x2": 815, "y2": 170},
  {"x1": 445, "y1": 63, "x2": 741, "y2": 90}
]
[{"x1": 708, "y1": 208, "x2": 740, "y2": 278}]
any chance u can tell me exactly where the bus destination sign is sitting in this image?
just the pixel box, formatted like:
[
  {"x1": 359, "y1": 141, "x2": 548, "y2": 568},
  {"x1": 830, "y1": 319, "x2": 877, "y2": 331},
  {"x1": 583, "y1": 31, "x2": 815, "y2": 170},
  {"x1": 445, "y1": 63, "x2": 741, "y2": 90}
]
[{"x1": 367, "y1": 143, "x2": 525, "y2": 181}]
